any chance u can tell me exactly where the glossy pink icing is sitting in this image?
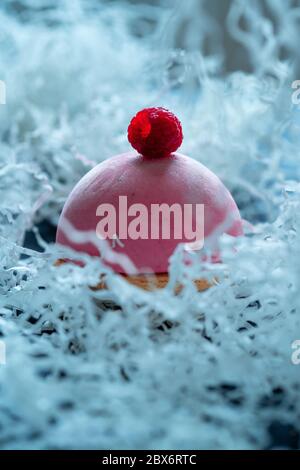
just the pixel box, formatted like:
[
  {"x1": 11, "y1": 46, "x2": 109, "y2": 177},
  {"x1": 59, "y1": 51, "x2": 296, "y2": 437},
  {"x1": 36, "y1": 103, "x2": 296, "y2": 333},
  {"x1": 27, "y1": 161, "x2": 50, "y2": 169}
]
[{"x1": 56, "y1": 152, "x2": 243, "y2": 273}]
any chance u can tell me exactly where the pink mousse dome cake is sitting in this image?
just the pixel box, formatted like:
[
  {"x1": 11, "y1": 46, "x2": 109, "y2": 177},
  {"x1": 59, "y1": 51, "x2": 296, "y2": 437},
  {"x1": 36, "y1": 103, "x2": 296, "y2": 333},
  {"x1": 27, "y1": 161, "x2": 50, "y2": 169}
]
[{"x1": 56, "y1": 108, "x2": 243, "y2": 290}]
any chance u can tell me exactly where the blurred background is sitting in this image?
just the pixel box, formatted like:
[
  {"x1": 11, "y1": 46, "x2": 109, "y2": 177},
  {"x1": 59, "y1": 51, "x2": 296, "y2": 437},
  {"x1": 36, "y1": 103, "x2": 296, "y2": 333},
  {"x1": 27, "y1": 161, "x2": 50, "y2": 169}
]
[{"x1": 0, "y1": 0, "x2": 300, "y2": 450}]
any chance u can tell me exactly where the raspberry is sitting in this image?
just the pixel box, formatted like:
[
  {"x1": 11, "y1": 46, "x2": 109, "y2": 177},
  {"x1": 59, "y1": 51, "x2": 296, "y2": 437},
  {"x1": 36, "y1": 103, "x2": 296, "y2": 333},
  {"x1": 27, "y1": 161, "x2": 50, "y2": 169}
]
[{"x1": 127, "y1": 107, "x2": 183, "y2": 158}]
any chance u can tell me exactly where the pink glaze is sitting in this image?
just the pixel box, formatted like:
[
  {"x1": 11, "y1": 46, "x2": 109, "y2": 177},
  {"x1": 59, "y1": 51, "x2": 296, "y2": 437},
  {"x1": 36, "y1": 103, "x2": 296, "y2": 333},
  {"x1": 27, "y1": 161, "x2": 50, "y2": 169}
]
[{"x1": 56, "y1": 152, "x2": 243, "y2": 273}]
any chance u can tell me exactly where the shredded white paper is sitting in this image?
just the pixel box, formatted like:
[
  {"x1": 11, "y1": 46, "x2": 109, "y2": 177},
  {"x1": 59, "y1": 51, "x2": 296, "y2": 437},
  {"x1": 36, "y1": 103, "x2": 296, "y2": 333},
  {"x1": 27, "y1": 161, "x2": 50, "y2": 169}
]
[{"x1": 0, "y1": 0, "x2": 299, "y2": 450}]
